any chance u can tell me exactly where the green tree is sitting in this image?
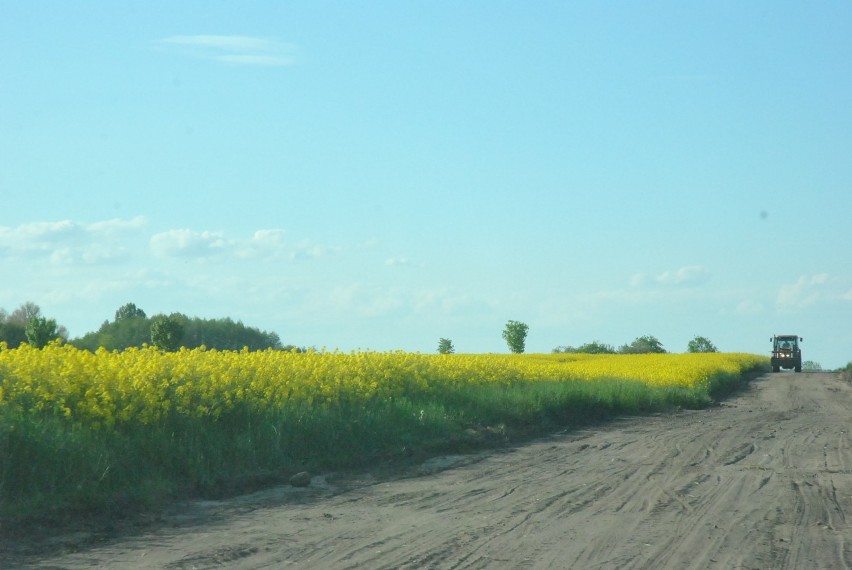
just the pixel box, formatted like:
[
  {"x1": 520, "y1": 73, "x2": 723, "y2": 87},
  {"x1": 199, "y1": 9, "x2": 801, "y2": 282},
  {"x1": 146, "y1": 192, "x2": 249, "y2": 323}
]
[
  {"x1": 619, "y1": 335, "x2": 666, "y2": 354},
  {"x1": 150, "y1": 314, "x2": 184, "y2": 351},
  {"x1": 1, "y1": 303, "x2": 67, "y2": 348},
  {"x1": 577, "y1": 341, "x2": 616, "y2": 354},
  {"x1": 71, "y1": 309, "x2": 284, "y2": 352},
  {"x1": 0, "y1": 309, "x2": 27, "y2": 348},
  {"x1": 502, "y1": 320, "x2": 529, "y2": 354},
  {"x1": 25, "y1": 316, "x2": 59, "y2": 348},
  {"x1": 72, "y1": 316, "x2": 151, "y2": 352},
  {"x1": 180, "y1": 316, "x2": 282, "y2": 351},
  {"x1": 437, "y1": 338, "x2": 455, "y2": 354},
  {"x1": 10, "y1": 301, "x2": 42, "y2": 326},
  {"x1": 687, "y1": 335, "x2": 718, "y2": 353},
  {"x1": 115, "y1": 302, "x2": 147, "y2": 322},
  {"x1": 553, "y1": 341, "x2": 617, "y2": 354},
  {"x1": 802, "y1": 360, "x2": 822, "y2": 372}
]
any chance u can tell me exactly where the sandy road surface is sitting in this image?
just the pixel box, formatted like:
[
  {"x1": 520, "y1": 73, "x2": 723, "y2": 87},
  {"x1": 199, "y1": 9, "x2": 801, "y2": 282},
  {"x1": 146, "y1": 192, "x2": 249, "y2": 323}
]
[{"x1": 10, "y1": 372, "x2": 852, "y2": 569}]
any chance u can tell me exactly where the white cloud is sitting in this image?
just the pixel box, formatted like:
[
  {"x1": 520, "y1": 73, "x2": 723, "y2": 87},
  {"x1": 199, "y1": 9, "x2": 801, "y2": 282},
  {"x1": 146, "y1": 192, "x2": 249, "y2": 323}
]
[
  {"x1": 320, "y1": 285, "x2": 491, "y2": 321},
  {"x1": 149, "y1": 227, "x2": 337, "y2": 262},
  {"x1": 776, "y1": 274, "x2": 831, "y2": 311},
  {"x1": 160, "y1": 35, "x2": 275, "y2": 51},
  {"x1": 156, "y1": 35, "x2": 298, "y2": 66},
  {"x1": 628, "y1": 265, "x2": 709, "y2": 288},
  {"x1": 87, "y1": 216, "x2": 147, "y2": 234},
  {"x1": 253, "y1": 229, "x2": 287, "y2": 242},
  {"x1": 232, "y1": 229, "x2": 285, "y2": 258},
  {"x1": 236, "y1": 231, "x2": 334, "y2": 261},
  {"x1": 327, "y1": 284, "x2": 405, "y2": 318},
  {"x1": 216, "y1": 54, "x2": 294, "y2": 66},
  {"x1": 774, "y1": 273, "x2": 852, "y2": 312},
  {"x1": 42, "y1": 268, "x2": 172, "y2": 304},
  {"x1": 150, "y1": 229, "x2": 230, "y2": 258},
  {"x1": 290, "y1": 239, "x2": 334, "y2": 260},
  {"x1": 0, "y1": 217, "x2": 334, "y2": 267},
  {"x1": 411, "y1": 288, "x2": 495, "y2": 317},
  {"x1": 655, "y1": 265, "x2": 708, "y2": 286},
  {"x1": 0, "y1": 220, "x2": 82, "y2": 253},
  {"x1": 0, "y1": 217, "x2": 146, "y2": 264},
  {"x1": 735, "y1": 299, "x2": 764, "y2": 315},
  {"x1": 628, "y1": 273, "x2": 647, "y2": 287}
]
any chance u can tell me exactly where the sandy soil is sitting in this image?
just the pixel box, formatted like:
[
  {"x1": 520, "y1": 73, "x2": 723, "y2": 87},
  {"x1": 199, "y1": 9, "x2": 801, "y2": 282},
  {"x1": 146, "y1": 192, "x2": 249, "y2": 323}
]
[{"x1": 7, "y1": 371, "x2": 852, "y2": 569}]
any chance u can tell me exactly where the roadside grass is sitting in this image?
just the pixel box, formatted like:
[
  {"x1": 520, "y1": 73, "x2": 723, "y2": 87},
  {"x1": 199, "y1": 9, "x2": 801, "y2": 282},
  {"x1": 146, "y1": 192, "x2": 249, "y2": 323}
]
[{"x1": 0, "y1": 364, "x2": 764, "y2": 525}]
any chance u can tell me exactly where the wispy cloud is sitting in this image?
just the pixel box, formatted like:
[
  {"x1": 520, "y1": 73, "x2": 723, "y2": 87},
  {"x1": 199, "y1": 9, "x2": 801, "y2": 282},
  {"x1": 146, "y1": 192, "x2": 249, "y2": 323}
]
[
  {"x1": 655, "y1": 265, "x2": 708, "y2": 286},
  {"x1": 776, "y1": 274, "x2": 832, "y2": 311},
  {"x1": 149, "y1": 228, "x2": 335, "y2": 261},
  {"x1": 156, "y1": 35, "x2": 298, "y2": 66},
  {"x1": 149, "y1": 229, "x2": 229, "y2": 258},
  {"x1": 161, "y1": 35, "x2": 276, "y2": 51},
  {"x1": 734, "y1": 299, "x2": 764, "y2": 315},
  {"x1": 327, "y1": 284, "x2": 406, "y2": 318},
  {"x1": 0, "y1": 217, "x2": 346, "y2": 335},
  {"x1": 0, "y1": 218, "x2": 333, "y2": 267},
  {"x1": 629, "y1": 264, "x2": 709, "y2": 288},
  {"x1": 0, "y1": 217, "x2": 147, "y2": 264}
]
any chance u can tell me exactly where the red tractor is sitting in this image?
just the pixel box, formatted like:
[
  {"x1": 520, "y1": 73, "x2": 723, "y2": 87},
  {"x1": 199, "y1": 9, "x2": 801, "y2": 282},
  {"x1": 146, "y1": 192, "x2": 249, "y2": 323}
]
[{"x1": 770, "y1": 335, "x2": 803, "y2": 373}]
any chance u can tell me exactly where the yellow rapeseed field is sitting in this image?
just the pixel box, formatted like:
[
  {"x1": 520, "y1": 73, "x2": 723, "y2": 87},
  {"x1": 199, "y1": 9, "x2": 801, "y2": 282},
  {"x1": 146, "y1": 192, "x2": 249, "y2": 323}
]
[
  {"x1": 0, "y1": 342, "x2": 768, "y2": 518},
  {"x1": 0, "y1": 341, "x2": 767, "y2": 431}
]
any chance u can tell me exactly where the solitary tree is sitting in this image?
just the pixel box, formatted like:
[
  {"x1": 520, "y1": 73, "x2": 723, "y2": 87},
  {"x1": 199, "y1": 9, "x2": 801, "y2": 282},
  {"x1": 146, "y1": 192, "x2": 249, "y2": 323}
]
[
  {"x1": 150, "y1": 314, "x2": 184, "y2": 351},
  {"x1": 687, "y1": 335, "x2": 718, "y2": 353},
  {"x1": 437, "y1": 338, "x2": 455, "y2": 354},
  {"x1": 25, "y1": 316, "x2": 59, "y2": 348},
  {"x1": 502, "y1": 320, "x2": 529, "y2": 354}
]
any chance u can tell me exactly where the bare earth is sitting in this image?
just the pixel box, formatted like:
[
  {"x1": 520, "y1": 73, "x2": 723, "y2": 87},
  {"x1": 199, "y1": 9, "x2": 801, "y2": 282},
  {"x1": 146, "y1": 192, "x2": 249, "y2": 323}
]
[{"x1": 9, "y1": 371, "x2": 852, "y2": 569}]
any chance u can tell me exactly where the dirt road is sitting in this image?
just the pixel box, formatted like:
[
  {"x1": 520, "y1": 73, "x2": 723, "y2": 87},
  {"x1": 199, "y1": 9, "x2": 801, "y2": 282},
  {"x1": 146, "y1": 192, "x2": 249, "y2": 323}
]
[{"x1": 12, "y1": 372, "x2": 852, "y2": 569}]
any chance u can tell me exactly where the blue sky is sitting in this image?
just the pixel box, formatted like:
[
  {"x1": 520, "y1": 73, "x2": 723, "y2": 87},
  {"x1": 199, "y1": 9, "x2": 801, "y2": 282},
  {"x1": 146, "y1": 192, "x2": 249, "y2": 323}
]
[{"x1": 2, "y1": 2, "x2": 850, "y2": 367}]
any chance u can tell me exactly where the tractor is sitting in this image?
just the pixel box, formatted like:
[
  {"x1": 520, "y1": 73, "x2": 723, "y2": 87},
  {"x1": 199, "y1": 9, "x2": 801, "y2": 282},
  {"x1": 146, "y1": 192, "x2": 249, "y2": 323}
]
[{"x1": 770, "y1": 335, "x2": 803, "y2": 373}]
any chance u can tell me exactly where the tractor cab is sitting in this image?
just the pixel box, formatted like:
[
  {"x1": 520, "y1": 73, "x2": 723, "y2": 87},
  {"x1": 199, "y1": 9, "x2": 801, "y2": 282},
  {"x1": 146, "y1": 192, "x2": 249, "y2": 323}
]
[{"x1": 770, "y1": 335, "x2": 802, "y2": 373}]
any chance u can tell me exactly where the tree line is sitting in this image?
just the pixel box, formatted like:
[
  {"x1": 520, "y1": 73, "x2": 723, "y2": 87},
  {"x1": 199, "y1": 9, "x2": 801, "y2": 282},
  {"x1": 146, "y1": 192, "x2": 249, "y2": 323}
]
[
  {"x1": 438, "y1": 321, "x2": 720, "y2": 355},
  {"x1": 0, "y1": 302, "x2": 70, "y2": 349},
  {"x1": 4, "y1": 304, "x2": 722, "y2": 357},
  {"x1": 553, "y1": 334, "x2": 718, "y2": 354},
  {"x1": 0, "y1": 302, "x2": 288, "y2": 352}
]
